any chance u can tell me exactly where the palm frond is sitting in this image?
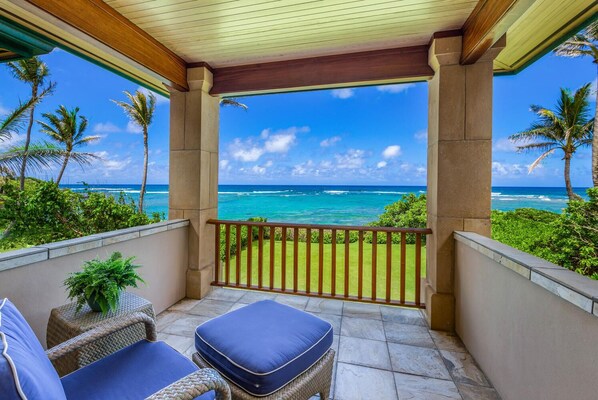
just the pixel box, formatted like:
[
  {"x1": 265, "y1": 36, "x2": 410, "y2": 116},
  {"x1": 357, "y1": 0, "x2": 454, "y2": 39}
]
[
  {"x1": 68, "y1": 151, "x2": 100, "y2": 167},
  {"x1": 220, "y1": 97, "x2": 248, "y2": 110},
  {"x1": 0, "y1": 141, "x2": 65, "y2": 175},
  {"x1": 0, "y1": 97, "x2": 37, "y2": 142},
  {"x1": 528, "y1": 149, "x2": 556, "y2": 173}
]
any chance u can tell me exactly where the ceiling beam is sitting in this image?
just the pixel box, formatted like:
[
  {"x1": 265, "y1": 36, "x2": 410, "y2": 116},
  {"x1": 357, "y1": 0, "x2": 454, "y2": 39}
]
[
  {"x1": 211, "y1": 45, "x2": 433, "y2": 96},
  {"x1": 461, "y1": 0, "x2": 535, "y2": 65},
  {"x1": 25, "y1": 0, "x2": 188, "y2": 91}
]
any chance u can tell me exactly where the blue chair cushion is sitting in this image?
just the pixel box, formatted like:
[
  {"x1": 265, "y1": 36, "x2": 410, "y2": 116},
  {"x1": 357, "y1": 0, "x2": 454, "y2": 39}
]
[
  {"x1": 61, "y1": 340, "x2": 214, "y2": 400},
  {"x1": 0, "y1": 298, "x2": 67, "y2": 400},
  {"x1": 195, "y1": 299, "x2": 333, "y2": 396}
]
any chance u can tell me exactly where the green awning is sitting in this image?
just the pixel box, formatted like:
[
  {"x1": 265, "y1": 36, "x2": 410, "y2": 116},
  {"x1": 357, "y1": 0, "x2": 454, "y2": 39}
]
[{"x1": 0, "y1": 16, "x2": 54, "y2": 62}]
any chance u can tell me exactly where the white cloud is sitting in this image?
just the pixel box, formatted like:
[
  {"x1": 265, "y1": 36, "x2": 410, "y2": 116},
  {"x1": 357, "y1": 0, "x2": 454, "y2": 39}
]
[
  {"x1": 232, "y1": 146, "x2": 264, "y2": 162},
  {"x1": 136, "y1": 86, "x2": 169, "y2": 105},
  {"x1": 331, "y1": 88, "x2": 354, "y2": 99},
  {"x1": 492, "y1": 161, "x2": 526, "y2": 177},
  {"x1": 219, "y1": 159, "x2": 231, "y2": 171},
  {"x1": 414, "y1": 130, "x2": 427, "y2": 142},
  {"x1": 377, "y1": 83, "x2": 415, "y2": 94},
  {"x1": 493, "y1": 138, "x2": 517, "y2": 152},
  {"x1": 230, "y1": 126, "x2": 307, "y2": 162},
  {"x1": 126, "y1": 121, "x2": 143, "y2": 134},
  {"x1": 93, "y1": 122, "x2": 121, "y2": 133},
  {"x1": 335, "y1": 149, "x2": 366, "y2": 169},
  {"x1": 590, "y1": 77, "x2": 597, "y2": 95},
  {"x1": 264, "y1": 133, "x2": 296, "y2": 153},
  {"x1": 377, "y1": 161, "x2": 387, "y2": 168},
  {"x1": 320, "y1": 136, "x2": 341, "y2": 147},
  {"x1": 382, "y1": 145, "x2": 402, "y2": 159},
  {"x1": 251, "y1": 165, "x2": 266, "y2": 175},
  {"x1": 0, "y1": 133, "x2": 25, "y2": 150},
  {"x1": 94, "y1": 151, "x2": 131, "y2": 171}
]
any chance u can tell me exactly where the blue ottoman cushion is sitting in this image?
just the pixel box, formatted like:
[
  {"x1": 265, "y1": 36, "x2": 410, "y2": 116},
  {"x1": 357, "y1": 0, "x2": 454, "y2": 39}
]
[
  {"x1": 195, "y1": 299, "x2": 333, "y2": 396},
  {"x1": 62, "y1": 340, "x2": 214, "y2": 400}
]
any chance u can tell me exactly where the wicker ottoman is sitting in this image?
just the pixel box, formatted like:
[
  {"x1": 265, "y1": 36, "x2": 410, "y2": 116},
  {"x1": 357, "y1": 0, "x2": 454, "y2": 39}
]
[{"x1": 193, "y1": 300, "x2": 334, "y2": 399}]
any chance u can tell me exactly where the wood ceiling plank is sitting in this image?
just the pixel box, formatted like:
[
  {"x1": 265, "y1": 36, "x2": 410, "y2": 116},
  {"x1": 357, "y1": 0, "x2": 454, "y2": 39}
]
[
  {"x1": 211, "y1": 45, "x2": 433, "y2": 95},
  {"x1": 136, "y1": 0, "x2": 473, "y2": 31},
  {"x1": 155, "y1": 4, "x2": 473, "y2": 45},
  {"x1": 26, "y1": 0, "x2": 188, "y2": 90},
  {"x1": 461, "y1": 0, "x2": 535, "y2": 64}
]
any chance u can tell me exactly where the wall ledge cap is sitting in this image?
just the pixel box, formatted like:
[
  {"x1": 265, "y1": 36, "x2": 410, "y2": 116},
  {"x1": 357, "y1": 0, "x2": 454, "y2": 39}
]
[
  {"x1": 0, "y1": 219, "x2": 189, "y2": 272},
  {"x1": 455, "y1": 231, "x2": 598, "y2": 316}
]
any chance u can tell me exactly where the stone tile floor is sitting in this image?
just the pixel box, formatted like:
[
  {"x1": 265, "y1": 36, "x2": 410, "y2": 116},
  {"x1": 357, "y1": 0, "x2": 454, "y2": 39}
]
[{"x1": 158, "y1": 288, "x2": 501, "y2": 400}]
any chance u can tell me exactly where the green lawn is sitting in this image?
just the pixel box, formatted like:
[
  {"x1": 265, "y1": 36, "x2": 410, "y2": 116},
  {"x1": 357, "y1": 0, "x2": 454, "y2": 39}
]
[{"x1": 219, "y1": 240, "x2": 426, "y2": 304}]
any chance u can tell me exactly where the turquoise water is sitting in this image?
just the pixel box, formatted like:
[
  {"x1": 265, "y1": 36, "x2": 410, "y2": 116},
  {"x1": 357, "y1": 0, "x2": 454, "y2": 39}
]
[{"x1": 65, "y1": 185, "x2": 588, "y2": 226}]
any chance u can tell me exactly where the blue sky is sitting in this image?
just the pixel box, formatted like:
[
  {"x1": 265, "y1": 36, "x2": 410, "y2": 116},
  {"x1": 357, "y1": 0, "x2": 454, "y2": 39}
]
[{"x1": 0, "y1": 47, "x2": 595, "y2": 187}]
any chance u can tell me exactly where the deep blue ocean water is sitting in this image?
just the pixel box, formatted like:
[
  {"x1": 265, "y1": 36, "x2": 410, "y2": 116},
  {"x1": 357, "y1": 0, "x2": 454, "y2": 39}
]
[{"x1": 64, "y1": 184, "x2": 589, "y2": 226}]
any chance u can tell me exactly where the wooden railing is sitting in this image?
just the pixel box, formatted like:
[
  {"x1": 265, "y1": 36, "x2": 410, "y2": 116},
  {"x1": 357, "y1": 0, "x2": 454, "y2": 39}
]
[{"x1": 207, "y1": 219, "x2": 432, "y2": 308}]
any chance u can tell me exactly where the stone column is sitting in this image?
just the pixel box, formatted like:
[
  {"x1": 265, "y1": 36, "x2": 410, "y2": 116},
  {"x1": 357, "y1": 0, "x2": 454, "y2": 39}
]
[
  {"x1": 424, "y1": 36, "x2": 504, "y2": 331},
  {"x1": 169, "y1": 66, "x2": 219, "y2": 299}
]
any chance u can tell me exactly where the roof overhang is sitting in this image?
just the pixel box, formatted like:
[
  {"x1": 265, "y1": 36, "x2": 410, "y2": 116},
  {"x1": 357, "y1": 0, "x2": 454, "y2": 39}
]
[{"x1": 0, "y1": 0, "x2": 595, "y2": 96}]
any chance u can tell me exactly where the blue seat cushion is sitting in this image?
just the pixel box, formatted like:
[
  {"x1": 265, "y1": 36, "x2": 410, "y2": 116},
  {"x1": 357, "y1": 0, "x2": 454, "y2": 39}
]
[
  {"x1": 0, "y1": 298, "x2": 67, "y2": 400},
  {"x1": 195, "y1": 299, "x2": 333, "y2": 396},
  {"x1": 62, "y1": 340, "x2": 214, "y2": 400}
]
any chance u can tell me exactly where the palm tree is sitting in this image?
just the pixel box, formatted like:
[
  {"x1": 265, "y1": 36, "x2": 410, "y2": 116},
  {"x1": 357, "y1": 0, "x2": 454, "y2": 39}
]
[
  {"x1": 6, "y1": 56, "x2": 56, "y2": 189},
  {"x1": 38, "y1": 106, "x2": 100, "y2": 185},
  {"x1": 112, "y1": 90, "x2": 156, "y2": 213},
  {"x1": 510, "y1": 84, "x2": 594, "y2": 200},
  {"x1": 0, "y1": 99, "x2": 64, "y2": 177},
  {"x1": 554, "y1": 21, "x2": 597, "y2": 186},
  {"x1": 220, "y1": 97, "x2": 247, "y2": 110}
]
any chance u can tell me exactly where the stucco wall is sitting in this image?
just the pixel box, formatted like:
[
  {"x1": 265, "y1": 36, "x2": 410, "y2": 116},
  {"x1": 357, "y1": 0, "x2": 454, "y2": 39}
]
[
  {"x1": 0, "y1": 220, "x2": 189, "y2": 346},
  {"x1": 454, "y1": 232, "x2": 598, "y2": 400}
]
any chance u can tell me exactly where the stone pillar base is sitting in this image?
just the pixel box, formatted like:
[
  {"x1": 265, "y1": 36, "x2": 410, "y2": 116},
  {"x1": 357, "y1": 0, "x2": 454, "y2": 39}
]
[
  {"x1": 424, "y1": 281, "x2": 455, "y2": 332},
  {"x1": 186, "y1": 266, "x2": 214, "y2": 299}
]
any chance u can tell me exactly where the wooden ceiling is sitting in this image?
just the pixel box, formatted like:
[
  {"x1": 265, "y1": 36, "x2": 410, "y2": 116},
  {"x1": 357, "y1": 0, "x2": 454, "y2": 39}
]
[
  {"x1": 104, "y1": 0, "x2": 479, "y2": 68},
  {"x1": 0, "y1": 0, "x2": 596, "y2": 95}
]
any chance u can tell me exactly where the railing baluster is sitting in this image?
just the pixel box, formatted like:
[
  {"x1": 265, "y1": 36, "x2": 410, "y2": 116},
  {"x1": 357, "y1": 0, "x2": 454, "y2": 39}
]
[
  {"x1": 372, "y1": 231, "x2": 377, "y2": 301},
  {"x1": 415, "y1": 233, "x2": 422, "y2": 306},
  {"x1": 318, "y1": 228, "x2": 324, "y2": 295},
  {"x1": 386, "y1": 232, "x2": 391, "y2": 303},
  {"x1": 293, "y1": 227, "x2": 299, "y2": 292},
  {"x1": 269, "y1": 226, "x2": 275, "y2": 290},
  {"x1": 306, "y1": 228, "x2": 311, "y2": 294},
  {"x1": 235, "y1": 224, "x2": 241, "y2": 287},
  {"x1": 258, "y1": 226, "x2": 263, "y2": 288},
  {"x1": 247, "y1": 225, "x2": 252, "y2": 287},
  {"x1": 400, "y1": 232, "x2": 406, "y2": 304},
  {"x1": 214, "y1": 222, "x2": 220, "y2": 283},
  {"x1": 344, "y1": 229, "x2": 350, "y2": 298},
  {"x1": 225, "y1": 224, "x2": 231, "y2": 286},
  {"x1": 331, "y1": 229, "x2": 337, "y2": 297},
  {"x1": 206, "y1": 219, "x2": 431, "y2": 309},
  {"x1": 358, "y1": 231, "x2": 363, "y2": 299},
  {"x1": 282, "y1": 227, "x2": 287, "y2": 291}
]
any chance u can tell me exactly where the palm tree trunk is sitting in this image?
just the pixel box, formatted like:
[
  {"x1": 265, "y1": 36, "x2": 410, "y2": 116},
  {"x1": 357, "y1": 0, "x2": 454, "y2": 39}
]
[
  {"x1": 139, "y1": 130, "x2": 148, "y2": 213},
  {"x1": 19, "y1": 88, "x2": 37, "y2": 190},
  {"x1": 593, "y1": 78, "x2": 598, "y2": 187},
  {"x1": 564, "y1": 153, "x2": 581, "y2": 200},
  {"x1": 56, "y1": 153, "x2": 70, "y2": 185}
]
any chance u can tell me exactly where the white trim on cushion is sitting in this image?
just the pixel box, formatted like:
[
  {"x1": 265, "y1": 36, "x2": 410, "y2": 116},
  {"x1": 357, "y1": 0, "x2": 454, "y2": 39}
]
[{"x1": 0, "y1": 298, "x2": 28, "y2": 400}]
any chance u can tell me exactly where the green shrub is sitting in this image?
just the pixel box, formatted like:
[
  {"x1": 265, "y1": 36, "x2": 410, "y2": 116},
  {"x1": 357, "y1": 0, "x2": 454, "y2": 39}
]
[
  {"x1": 0, "y1": 180, "x2": 161, "y2": 251},
  {"x1": 549, "y1": 188, "x2": 598, "y2": 278},
  {"x1": 370, "y1": 194, "x2": 427, "y2": 244}
]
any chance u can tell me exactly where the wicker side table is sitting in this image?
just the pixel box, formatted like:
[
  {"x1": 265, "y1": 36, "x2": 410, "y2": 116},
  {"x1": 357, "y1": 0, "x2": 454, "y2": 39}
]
[{"x1": 47, "y1": 292, "x2": 155, "y2": 376}]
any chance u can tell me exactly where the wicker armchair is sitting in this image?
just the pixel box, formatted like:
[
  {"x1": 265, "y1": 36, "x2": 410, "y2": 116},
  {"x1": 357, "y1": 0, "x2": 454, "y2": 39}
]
[
  {"x1": 0, "y1": 296, "x2": 230, "y2": 400},
  {"x1": 46, "y1": 312, "x2": 231, "y2": 400}
]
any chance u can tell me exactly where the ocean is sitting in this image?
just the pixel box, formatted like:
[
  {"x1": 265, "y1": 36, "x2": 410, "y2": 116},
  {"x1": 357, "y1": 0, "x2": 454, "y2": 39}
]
[{"x1": 65, "y1": 185, "x2": 589, "y2": 226}]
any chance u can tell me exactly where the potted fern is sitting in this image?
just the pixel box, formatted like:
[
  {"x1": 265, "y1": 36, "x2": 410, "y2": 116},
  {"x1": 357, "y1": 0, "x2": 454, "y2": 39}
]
[{"x1": 64, "y1": 252, "x2": 145, "y2": 314}]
